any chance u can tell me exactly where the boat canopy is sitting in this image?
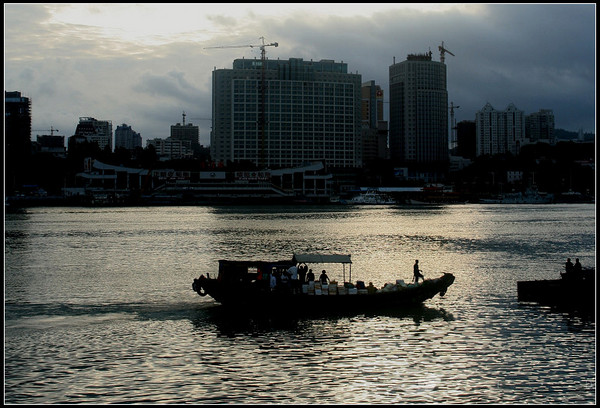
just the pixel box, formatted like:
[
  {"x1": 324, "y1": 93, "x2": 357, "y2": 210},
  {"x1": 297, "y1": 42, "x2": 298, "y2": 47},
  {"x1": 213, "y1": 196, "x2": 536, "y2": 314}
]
[{"x1": 292, "y1": 254, "x2": 352, "y2": 264}]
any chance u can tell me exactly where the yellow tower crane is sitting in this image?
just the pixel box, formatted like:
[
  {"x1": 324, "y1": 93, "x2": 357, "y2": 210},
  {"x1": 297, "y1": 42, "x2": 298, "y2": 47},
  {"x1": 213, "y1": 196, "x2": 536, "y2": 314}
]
[{"x1": 204, "y1": 37, "x2": 279, "y2": 168}]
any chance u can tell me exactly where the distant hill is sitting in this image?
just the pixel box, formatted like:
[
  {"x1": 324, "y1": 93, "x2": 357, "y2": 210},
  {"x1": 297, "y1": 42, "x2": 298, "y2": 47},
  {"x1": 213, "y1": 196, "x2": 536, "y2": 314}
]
[{"x1": 555, "y1": 128, "x2": 595, "y2": 142}]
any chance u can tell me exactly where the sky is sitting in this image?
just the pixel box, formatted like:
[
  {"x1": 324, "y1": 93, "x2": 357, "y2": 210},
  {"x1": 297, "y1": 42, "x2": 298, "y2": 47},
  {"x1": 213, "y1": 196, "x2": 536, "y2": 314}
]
[{"x1": 4, "y1": 3, "x2": 596, "y2": 147}]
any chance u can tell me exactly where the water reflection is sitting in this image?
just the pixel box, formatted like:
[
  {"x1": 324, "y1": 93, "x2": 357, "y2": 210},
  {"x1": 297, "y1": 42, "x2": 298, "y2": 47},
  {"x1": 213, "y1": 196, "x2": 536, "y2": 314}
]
[{"x1": 190, "y1": 304, "x2": 455, "y2": 338}]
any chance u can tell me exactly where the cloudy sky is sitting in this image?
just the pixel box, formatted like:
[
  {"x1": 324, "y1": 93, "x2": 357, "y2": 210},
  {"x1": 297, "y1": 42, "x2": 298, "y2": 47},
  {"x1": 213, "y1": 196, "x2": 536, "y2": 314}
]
[{"x1": 4, "y1": 3, "x2": 596, "y2": 146}]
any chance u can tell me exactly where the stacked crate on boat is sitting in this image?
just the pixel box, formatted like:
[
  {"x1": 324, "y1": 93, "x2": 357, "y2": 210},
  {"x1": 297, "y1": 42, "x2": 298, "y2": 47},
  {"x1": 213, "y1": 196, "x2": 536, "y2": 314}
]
[
  {"x1": 321, "y1": 284, "x2": 329, "y2": 295},
  {"x1": 307, "y1": 281, "x2": 315, "y2": 295},
  {"x1": 338, "y1": 285, "x2": 347, "y2": 295}
]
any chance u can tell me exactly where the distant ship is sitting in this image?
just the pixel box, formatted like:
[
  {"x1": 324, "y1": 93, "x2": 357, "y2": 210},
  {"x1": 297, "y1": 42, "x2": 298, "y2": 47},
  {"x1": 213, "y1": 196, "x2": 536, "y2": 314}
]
[
  {"x1": 345, "y1": 189, "x2": 396, "y2": 205},
  {"x1": 480, "y1": 188, "x2": 554, "y2": 204}
]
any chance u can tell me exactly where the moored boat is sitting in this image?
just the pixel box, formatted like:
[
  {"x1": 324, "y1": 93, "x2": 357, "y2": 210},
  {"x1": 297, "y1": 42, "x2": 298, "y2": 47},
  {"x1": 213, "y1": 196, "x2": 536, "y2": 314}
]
[
  {"x1": 517, "y1": 267, "x2": 595, "y2": 313},
  {"x1": 192, "y1": 253, "x2": 455, "y2": 311}
]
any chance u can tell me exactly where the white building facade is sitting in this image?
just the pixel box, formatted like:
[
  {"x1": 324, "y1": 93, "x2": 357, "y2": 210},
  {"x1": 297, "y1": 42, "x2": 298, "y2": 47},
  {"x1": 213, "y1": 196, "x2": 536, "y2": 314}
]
[
  {"x1": 210, "y1": 57, "x2": 362, "y2": 169},
  {"x1": 476, "y1": 103, "x2": 525, "y2": 156}
]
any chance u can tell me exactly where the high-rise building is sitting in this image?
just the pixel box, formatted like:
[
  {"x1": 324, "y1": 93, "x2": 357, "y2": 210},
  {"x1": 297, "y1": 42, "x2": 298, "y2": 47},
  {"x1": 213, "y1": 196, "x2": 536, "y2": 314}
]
[
  {"x1": 5, "y1": 91, "x2": 32, "y2": 193},
  {"x1": 361, "y1": 81, "x2": 389, "y2": 162},
  {"x1": 389, "y1": 52, "x2": 449, "y2": 165},
  {"x1": 5, "y1": 91, "x2": 32, "y2": 158},
  {"x1": 115, "y1": 123, "x2": 142, "y2": 151},
  {"x1": 525, "y1": 109, "x2": 555, "y2": 144},
  {"x1": 210, "y1": 57, "x2": 362, "y2": 169},
  {"x1": 73, "y1": 117, "x2": 113, "y2": 151},
  {"x1": 475, "y1": 102, "x2": 525, "y2": 156}
]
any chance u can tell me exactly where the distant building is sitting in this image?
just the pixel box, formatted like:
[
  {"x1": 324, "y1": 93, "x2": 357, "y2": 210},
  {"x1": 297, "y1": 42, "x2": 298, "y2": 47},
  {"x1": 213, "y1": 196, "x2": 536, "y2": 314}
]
[
  {"x1": 361, "y1": 81, "x2": 389, "y2": 163},
  {"x1": 73, "y1": 117, "x2": 113, "y2": 151},
  {"x1": 455, "y1": 120, "x2": 476, "y2": 159},
  {"x1": 476, "y1": 103, "x2": 525, "y2": 156},
  {"x1": 171, "y1": 112, "x2": 200, "y2": 155},
  {"x1": 389, "y1": 52, "x2": 449, "y2": 165},
  {"x1": 5, "y1": 91, "x2": 32, "y2": 192},
  {"x1": 35, "y1": 135, "x2": 66, "y2": 158},
  {"x1": 210, "y1": 57, "x2": 362, "y2": 169},
  {"x1": 5, "y1": 91, "x2": 32, "y2": 157},
  {"x1": 146, "y1": 137, "x2": 193, "y2": 161},
  {"x1": 525, "y1": 109, "x2": 555, "y2": 144},
  {"x1": 115, "y1": 123, "x2": 142, "y2": 151}
]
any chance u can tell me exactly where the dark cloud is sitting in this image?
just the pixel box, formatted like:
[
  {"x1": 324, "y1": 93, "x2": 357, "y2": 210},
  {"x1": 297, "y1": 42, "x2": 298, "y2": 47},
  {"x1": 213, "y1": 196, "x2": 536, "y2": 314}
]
[{"x1": 4, "y1": 4, "x2": 595, "y2": 147}]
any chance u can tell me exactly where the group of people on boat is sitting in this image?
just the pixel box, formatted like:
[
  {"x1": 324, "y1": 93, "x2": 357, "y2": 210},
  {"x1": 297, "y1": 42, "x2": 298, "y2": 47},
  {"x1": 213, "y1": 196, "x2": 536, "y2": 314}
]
[
  {"x1": 561, "y1": 257, "x2": 585, "y2": 280},
  {"x1": 268, "y1": 263, "x2": 331, "y2": 293}
]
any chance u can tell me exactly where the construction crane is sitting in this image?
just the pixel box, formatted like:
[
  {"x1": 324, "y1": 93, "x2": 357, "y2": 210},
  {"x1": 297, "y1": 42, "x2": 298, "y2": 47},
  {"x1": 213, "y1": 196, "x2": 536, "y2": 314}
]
[
  {"x1": 33, "y1": 126, "x2": 59, "y2": 136},
  {"x1": 449, "y1": 102, "x2": 460, "y2": 151},
  {"x1": 438, "y1": 41, "x2": 455, "y2": 64},
  {"x1": 204, "y1": 36, "x2": 278, "y2": 61},
  {"x1": 205, "y1": 37, "x2": 279, "y2": 168}
]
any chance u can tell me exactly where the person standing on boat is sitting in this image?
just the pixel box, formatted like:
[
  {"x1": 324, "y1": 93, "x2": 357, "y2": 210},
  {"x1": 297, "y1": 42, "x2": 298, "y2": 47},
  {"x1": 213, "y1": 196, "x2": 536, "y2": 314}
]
[
  {"x1": 306, "y1": 269, "x2": 315, "y2": 282},
  {"x1": 319, "y1": 270, "x2": 330, "y2": 285},
  {"x1": 298, "y1": 263, "x2": 307, "y2": 283},
  {"x1": 270, "y1": 270, "x2": 277, "y2": 291},
  {"x1": 413, "y1": 260, "x2": 424, "y2": 284},
  {"x1": 287, "y1": 264, "x2": 298, "y2": 281}
]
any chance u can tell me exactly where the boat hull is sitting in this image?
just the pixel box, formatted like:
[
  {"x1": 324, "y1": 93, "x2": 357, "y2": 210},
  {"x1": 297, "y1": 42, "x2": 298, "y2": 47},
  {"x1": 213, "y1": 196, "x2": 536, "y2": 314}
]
[
  {"x1": 194, "y1": 273, "x2": 455, "y2": 311},
  {"x1": 517, "y1": 269, "x2": 595, "y2": 314}
]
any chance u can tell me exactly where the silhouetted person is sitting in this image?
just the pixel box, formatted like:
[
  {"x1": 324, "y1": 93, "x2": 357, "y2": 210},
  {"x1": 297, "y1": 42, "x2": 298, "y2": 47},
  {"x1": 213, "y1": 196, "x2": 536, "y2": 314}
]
[
  {"x1": 306, "y1": 269, "x2": 315, "y2": 282},
  {"x1": 573, "y1": 258, "x2": 583, "y2": 278},
  {"x1": 562, "y1": 258, "x2": 574, "y2": 279},
  {"x1": 298, "y1": 263, "x2": 307, "y2": 283},
  {"x1": 413, "y1": 260, "x2": 424, "y2": 284},
  {"x1": 319, "y1": 270, "x2": 330, "y2": 285}
]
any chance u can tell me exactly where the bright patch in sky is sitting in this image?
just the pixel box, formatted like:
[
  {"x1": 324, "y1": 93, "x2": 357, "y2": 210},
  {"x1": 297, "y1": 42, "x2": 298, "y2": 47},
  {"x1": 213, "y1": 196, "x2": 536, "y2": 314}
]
[{"x1": 47, "y1": 3, "x2": 465, "y2": 45}]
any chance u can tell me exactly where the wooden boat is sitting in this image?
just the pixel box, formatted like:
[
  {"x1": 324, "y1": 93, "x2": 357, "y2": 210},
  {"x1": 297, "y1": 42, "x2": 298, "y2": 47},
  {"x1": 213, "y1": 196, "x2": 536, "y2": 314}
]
[
  {"x1": 517, "y1": 267, "x2": 595, "y2": 313},
  {"x1": 192, "y1": 253, "x2": 455, "y2": 311}
]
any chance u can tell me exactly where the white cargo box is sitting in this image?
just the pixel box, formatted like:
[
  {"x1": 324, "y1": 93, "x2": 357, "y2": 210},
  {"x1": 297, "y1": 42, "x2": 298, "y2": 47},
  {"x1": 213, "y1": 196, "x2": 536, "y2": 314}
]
[
  {"x1": 302, "y1": 284, "x2": 309, "y2": 294},
  {"x1": 348, "y1": 288, "x2": 358, "y2": 295}
]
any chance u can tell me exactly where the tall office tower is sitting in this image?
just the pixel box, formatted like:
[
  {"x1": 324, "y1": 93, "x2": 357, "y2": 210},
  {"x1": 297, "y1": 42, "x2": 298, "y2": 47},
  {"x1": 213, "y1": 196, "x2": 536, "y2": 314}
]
[
  {"x1": 389, "y1": 52, "x2": 449, "y2": 166},
  {"x1": 211, "y1": 57, "x2": 362, "y2": 169},
  {"x1": 5, "y1": 91, "x2": 32, "y2": 192},
  {"x1": 115, "y1": 123, "x2": 142, "y2": 151},
  {"x1": 170, "y1": 113, "x2": 200, "y2": 155},
  {"x1": 525, "y1": 109, "x2": 555, "y2": 144},
  {"x1": 475, "y1": 102, "x2": 525, "y2": 156},
  {"x1": 361, "y1": 81, "x2": 389, "y2": 162},
  {"x1": 74, "y1": 117, "x2": 113, "y2": 151}
]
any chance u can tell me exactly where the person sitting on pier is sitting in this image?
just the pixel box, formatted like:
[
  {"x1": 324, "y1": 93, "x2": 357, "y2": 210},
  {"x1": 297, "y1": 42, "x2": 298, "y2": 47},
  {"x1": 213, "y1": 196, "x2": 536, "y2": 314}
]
[
  {"x1": 573, "y1": 258, "x2": 583, "y2": 278},
  {"x1": 413, "y1": 260, "x2": 425, "y2": 284},
  {"x1": 561, "y1": 258, "x2": 574, "y2": 279}
]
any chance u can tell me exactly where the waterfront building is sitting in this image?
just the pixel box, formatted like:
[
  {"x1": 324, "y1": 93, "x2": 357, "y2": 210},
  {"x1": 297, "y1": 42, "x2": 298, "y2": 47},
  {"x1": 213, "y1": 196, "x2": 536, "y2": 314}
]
[
  {"x1": 115, "y1": 123, "x2": 142, "y2": 151},
  {"x1": 525, "y1": 109, "x2": 555, "y2": 144},
  {"x1": 361, "y1": 81, "x2": 389, "y2": 163},
  {"x1": 389, "y1": 52, "x2": 449, "y2": 166},
  {"x1": 475, "y1": 102, "x2": 526, "y2": 156},
  {"x1": 74, "y1": 117, "x2": 113, "y2": 151},
  {"x1": 210, "y1": 57, "x2": 362, "y2": 169}
]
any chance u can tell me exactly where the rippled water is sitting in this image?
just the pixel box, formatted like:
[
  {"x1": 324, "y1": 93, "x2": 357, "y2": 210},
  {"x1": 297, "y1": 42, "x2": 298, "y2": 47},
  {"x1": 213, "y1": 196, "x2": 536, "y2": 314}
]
[{"x1": 4, "y1": 204, "x2": 596, "y2": 404}]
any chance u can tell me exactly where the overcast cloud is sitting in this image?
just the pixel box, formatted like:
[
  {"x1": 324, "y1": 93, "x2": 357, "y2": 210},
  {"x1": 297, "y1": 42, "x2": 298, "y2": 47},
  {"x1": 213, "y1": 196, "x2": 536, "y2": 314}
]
[{"x1": 4, "y1": 3, "x2": 596, "y2": 146}]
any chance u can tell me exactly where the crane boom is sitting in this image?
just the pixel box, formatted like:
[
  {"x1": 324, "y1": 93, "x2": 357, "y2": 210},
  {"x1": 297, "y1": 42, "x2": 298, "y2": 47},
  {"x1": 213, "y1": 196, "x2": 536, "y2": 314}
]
[{"x1": 438, "y1": 41, "x2": 455, "y2": 64}]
